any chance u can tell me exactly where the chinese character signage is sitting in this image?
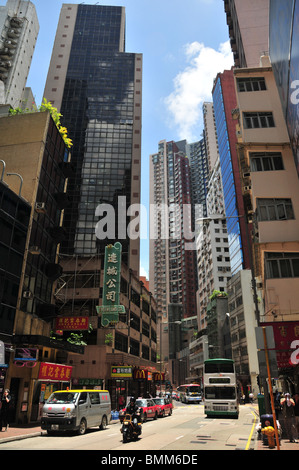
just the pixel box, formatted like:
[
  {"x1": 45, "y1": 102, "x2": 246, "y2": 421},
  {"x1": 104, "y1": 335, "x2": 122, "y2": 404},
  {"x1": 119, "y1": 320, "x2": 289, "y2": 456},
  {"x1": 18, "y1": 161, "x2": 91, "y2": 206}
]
[
  {"x1": 55, "y1": 316, "x2": 89, "y2": 331},
  {"x1": 263, "y1": 321, "x2": 299, "y2": 368},
  {"x1": 38, "y1": 362, "x2": 72, "y2": 382},
  {"x1": 98, "y1": 242, "x2": 125, "y2": 327},
  {"x1": 111, "y1": 366, "x2": 132, "y2": 378}
]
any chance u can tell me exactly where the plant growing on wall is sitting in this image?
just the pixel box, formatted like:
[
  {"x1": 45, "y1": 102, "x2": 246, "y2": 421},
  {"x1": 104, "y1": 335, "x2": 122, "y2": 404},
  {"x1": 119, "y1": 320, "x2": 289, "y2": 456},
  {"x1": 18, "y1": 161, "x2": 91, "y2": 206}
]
[{"x1": 9, "y1": 98, "x2": 73, "y2": 149}]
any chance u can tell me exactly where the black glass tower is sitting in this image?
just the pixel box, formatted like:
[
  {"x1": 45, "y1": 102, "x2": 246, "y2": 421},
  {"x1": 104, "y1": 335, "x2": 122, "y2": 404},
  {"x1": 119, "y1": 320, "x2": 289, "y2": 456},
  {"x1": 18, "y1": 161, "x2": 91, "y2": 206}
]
[{"x1": 44, "y1": 4, "x2": 142, "y2": 271}]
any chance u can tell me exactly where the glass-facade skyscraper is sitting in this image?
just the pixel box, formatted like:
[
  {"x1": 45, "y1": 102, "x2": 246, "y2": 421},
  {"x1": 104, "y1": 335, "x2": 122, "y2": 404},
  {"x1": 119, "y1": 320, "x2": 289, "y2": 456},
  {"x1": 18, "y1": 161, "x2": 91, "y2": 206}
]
[
  {"x1": 212, "y1": 70, "x2": 250, "y2": 275},
  {"x1": 44, "y1": 4, "x2": 142, "y2": 274}
]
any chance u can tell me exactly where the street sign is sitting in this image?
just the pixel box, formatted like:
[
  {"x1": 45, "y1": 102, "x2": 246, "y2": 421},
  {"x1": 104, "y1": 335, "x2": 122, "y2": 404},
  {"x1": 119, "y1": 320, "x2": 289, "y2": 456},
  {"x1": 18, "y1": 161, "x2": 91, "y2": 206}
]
[
  {"x1": 258, "y1": 350, "x2": 279, "y2": 379},
  {"x1": 255, "y1": 326, "x2": 275, "y2": 349},
  {"x1": 98, "y1": 242, "x2": 123, "y2": 327}
]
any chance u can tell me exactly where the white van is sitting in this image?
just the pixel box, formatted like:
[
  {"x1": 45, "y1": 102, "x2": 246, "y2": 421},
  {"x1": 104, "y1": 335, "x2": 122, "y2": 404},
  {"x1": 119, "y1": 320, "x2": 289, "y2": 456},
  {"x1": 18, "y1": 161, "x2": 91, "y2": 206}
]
[{"x1": 41, "y1": 389, "x2": 111, "y2": 435}]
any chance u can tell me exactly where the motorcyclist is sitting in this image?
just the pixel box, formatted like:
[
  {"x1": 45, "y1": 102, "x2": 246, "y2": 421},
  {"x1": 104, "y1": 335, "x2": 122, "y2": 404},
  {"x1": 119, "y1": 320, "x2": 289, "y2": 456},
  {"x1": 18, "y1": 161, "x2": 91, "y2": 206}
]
[{"x1": 125, "y1": 397, "x2": 141, "y2": 433}]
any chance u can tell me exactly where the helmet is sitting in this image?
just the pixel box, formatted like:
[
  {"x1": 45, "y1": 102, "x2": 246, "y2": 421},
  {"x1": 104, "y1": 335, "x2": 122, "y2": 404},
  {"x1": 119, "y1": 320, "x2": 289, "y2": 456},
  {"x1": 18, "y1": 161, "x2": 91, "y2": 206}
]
[{"x1": 129, "y1": 396, "x2": 136, "y2": 403}]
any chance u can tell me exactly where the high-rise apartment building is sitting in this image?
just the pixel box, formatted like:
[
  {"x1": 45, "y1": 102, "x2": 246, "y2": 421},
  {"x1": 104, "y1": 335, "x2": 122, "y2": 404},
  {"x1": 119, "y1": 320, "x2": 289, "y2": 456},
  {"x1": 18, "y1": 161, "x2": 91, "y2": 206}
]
[
  {"x1": 0, "y1": 0, "x2": 39, "y2": 107},
  {"x1": 223, "y1": 0, "x2": 269, "y2": 68},
  {"x1": 44, "y1": 4, "x2": 141, "y2": 275},
  {"x1": 149, "y1": 139, "x2": 200, "y2": 384},
  {"x1": 234, "y1": 57, "x2": 299, "y2": 323},
  {"x1": 212, "y1": 69, "x2": 251, "y2": 276}
]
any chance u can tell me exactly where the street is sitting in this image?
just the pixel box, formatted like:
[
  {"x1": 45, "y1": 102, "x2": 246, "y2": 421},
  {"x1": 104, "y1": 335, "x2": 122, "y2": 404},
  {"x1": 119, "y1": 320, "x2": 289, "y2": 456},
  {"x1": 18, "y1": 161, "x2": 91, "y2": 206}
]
[{"x1": 0, "y1": 402, "x2": 258, "y2": 451}]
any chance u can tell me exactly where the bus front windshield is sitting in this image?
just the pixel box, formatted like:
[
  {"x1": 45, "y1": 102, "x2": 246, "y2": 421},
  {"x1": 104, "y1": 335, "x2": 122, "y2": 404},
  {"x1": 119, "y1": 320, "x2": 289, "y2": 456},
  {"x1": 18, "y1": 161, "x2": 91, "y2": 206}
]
[
  {"x1": 205, "y1": 387, "x2": 236, "y2": 400},
  {"x1": 187, "y1": 386, "x2": 201, "y2": 395}
]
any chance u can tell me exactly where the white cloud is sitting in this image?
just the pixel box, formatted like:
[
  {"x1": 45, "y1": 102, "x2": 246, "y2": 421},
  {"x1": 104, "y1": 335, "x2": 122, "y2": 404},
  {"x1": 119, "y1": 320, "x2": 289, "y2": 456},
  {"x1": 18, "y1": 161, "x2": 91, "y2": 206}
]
[{"x1": 164, "y1": 40, "x2": 234, "y2": 141}]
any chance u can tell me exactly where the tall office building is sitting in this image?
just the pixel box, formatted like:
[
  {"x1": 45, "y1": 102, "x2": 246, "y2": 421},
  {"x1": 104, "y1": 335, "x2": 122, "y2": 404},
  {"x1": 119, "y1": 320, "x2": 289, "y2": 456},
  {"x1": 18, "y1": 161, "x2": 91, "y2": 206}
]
[
  {"x1": 212, "y1": 69, "x2": 250, "y2": 276},
  {"x1": 223, "y1": 0, "x2": 269, "y2": 68},
  {"x1": 0, "y1": 0, "x2": 39, "y2": 107},
  {"x1": 44, "y1": 4, "x2": 142, "y2": 276}
]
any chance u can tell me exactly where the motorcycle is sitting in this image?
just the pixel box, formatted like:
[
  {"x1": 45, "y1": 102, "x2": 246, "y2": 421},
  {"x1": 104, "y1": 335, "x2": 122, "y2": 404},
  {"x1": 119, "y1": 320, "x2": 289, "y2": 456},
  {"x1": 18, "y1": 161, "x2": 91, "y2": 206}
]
[{"x1": 120, "y1": 413, "x2": 142, "y2": 443}]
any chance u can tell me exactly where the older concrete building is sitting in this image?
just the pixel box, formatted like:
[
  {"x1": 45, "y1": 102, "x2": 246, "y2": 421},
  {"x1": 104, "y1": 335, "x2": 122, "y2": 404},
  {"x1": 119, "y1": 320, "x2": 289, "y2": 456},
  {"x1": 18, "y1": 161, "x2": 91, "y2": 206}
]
[{"x1": 0, "y1": 0, "x2": 39, "y2": 107}]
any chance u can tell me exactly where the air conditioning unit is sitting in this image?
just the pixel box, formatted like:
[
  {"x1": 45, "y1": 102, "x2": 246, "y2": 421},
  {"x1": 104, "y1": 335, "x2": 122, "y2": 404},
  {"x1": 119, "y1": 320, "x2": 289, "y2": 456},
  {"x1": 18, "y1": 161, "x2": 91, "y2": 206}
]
[
  {"x1": 244, "y1": 185, "x2": 252, "y2": 191},
  {"x1": 35, "y1": 202, "x2": 47, "y2": 213},
  {"x1": 23, "y1": 291, "x2": 33, "y2": 299}
]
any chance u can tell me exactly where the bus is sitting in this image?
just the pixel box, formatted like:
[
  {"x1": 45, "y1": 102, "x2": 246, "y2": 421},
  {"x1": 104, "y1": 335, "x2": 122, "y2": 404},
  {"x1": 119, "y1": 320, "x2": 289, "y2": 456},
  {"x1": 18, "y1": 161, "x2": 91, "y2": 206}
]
[
  {"x1": 177, "y1": 384, "x2": 202, "y2": 404},
  {"x1": 203, "y1": 358, "x2": 239, "y2": 418}
]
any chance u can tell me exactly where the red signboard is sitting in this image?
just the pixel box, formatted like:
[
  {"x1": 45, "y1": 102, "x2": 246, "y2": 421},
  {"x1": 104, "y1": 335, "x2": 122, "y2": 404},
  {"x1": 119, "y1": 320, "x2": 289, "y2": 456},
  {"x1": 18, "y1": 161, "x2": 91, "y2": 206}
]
[
  {"x1": 55, "y1": 316, "x2": 89, "y2": 331},
  {"x1": 38, "y1": 362, "x2": 72, "y2": 382},
  {"x1": 263, "y1": 321, "x2": 299, "y2": 368}
]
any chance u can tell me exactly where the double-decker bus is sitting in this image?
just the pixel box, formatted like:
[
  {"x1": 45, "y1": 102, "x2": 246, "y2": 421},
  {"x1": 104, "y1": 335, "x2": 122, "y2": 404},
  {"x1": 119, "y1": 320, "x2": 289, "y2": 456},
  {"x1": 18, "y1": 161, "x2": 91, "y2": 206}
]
[
  {"x1": 177, "y1": 384, "x2": 202, "y2": 404},
  {"x1": 203, "y1": 358, "x2": 239, "y2": 418}
]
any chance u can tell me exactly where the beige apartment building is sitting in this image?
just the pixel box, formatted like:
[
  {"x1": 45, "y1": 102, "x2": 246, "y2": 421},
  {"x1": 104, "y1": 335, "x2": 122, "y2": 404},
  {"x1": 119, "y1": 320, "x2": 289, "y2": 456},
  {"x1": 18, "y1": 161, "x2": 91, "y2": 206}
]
[
  {"x1": 224, "y1": 0, "x2": 269, "y2": 68},
  {"x1": 233, "y1": 56, "x2": 299, "y2": 323}
]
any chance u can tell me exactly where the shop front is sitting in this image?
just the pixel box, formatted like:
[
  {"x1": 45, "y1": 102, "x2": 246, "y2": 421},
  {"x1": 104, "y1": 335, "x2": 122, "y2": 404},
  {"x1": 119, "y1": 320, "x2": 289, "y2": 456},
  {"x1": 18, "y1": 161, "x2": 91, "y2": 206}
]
[{"x1": 108, "y1": 366, "x2": 161, "y2": 410}]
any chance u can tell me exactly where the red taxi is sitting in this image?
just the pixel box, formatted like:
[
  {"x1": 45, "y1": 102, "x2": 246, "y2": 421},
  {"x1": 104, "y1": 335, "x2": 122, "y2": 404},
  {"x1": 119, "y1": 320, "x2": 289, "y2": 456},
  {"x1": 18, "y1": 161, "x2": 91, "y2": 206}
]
[
  {"x1": 153, "y1": 397, "x2": 173, "y2": 417},
  {"x1": 119, "y1": 398, "x2": 161, "y2": 422}
]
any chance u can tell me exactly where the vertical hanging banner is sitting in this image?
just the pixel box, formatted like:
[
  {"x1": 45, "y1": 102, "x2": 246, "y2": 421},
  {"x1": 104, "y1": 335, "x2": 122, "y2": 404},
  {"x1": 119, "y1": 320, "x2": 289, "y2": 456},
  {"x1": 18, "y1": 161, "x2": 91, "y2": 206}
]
[{"x1": 97, "y1": 242, "x2": 125, "y2": 327}]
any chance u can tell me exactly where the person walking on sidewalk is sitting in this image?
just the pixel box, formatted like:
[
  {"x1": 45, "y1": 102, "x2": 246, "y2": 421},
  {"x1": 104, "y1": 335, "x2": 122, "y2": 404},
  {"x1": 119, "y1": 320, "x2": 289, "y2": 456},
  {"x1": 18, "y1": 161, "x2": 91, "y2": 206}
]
[
  {"x1": 280, "y1": 393, "x2": 298, "y2": 443},
  {"x1": 0, "y1": 389, "x2": 11, "y2": 432}
]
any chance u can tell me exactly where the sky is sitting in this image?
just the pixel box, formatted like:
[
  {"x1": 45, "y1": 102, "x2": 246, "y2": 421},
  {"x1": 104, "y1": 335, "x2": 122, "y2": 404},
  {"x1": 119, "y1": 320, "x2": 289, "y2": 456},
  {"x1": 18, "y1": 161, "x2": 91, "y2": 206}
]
[{"x1": 2, "y1": 0, "x2": 234, "y2": 279}]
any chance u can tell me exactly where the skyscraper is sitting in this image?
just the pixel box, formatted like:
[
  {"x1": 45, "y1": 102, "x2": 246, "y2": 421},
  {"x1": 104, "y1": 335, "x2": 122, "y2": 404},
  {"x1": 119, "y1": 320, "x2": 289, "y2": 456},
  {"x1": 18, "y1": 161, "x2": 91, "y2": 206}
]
[
  {"x1": 44, "y1": 4, "x2": 142, "y2": 275},
  {"x1": 212, "y1": 69, "x2": 250, "y2": 275},
  {"x1": 0, "y1": 0, "x2": 39, "y2": 107}
]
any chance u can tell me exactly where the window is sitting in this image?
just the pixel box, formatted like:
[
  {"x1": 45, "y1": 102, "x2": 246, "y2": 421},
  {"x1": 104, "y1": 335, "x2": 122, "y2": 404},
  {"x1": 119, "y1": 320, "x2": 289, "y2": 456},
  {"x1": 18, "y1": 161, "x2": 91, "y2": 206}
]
[
  {"x1": 89, "y1": 392, "x2": 100, "y2": 404},
  {"x1": 250, "y1": 152, "x2": 284, "y2": 171},
  {"x1": 243, "y1": 112, "x2": 275, "y2": 129},
  {"x1": 257, "y1": 198, "x2": 294, "y2": 221},
  {"x1": 265, "y1": 252, "x2": 299, "y2": 279},
  {"x1": 237, "y1": 77, "x2": 266, "y2": 92}
]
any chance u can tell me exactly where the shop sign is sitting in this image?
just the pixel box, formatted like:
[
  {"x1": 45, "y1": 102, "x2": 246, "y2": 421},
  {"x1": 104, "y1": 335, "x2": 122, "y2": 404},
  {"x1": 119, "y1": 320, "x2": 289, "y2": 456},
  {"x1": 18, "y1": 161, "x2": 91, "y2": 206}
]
[
  {"x1": 153, "y1": 372, "x2": 165, "y2": 383},
  {"x1": 97, "y1": 242, "x2": 125, "y2": 327},
  {"x1": 72, "y1": 378, "x2": 103, "y2": 387},
  {"x1": 38, "y1": 362, "x2": 72, "y2": 382},
  {"x1": 111, "y1": 366, "x2": 132, "y2": 378},
  {"x1": 133, "y1": 368, "x2": 148, "y2": 381},
  {"x1": 55, "y1": 316, "x2": 89, "y2": 331},
  {"x1": 263, "y1": 321, "x2": 299, "y2": 368},
  {"x1": 14, "y1": 348, "x2": 38, "y2": 361}
]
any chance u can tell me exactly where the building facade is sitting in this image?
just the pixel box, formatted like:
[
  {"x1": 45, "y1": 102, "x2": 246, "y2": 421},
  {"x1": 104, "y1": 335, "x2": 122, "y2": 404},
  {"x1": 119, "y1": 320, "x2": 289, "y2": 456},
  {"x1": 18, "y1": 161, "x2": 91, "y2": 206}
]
[
  {"x1": 43, "y1": 4, "x2": 141, "y2": 275},
  {"x1": 233, "y1": 57, "x2": 299, "y2": 387},
  {"x1": 212, "y1": 69, "x2": 251, "y2": 276},
  {"x1": 43, "y1": 4, "x2": 158, "y2": 406},
  {"x1": 0, "y1": 0, "x2": 39, "y2": 107},
  {"x1": 0, "y1": 110, "x2": 80, "y2": 424},
  {"x1": 223, "y1": 0, "x2": 269, "y2": 68},
  {"x1": 149, "y1": 139, "x2": 198, "y2": 385}
]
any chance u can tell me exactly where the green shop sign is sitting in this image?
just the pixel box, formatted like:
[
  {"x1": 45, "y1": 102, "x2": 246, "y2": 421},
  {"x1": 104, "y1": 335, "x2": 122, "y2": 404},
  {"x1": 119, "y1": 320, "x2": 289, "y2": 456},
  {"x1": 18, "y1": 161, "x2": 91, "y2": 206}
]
[{"x1": 97, "y1": 242, "x2": 125, "y2": 327}]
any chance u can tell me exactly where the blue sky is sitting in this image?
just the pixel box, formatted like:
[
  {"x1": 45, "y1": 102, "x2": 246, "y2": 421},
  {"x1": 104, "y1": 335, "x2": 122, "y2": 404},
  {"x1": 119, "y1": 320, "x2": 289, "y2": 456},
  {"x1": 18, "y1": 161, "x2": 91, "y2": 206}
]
[{"x1": 2, "y1": 0, "x2": 234, "y2": 279}]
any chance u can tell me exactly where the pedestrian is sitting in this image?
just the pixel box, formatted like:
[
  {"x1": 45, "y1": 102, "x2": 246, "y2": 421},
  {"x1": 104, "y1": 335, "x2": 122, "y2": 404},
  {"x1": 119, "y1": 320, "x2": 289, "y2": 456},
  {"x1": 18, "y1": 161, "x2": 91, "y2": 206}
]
[
  {"x1": 249, "y1": 392, "x2": 254, "y2": 404},
  {"x1": 293, "y1": 393, "x2": 299, "y2": 436},
  {"x1": 280, "y1": 393, "x2": 298, "y2": 443},
  {"x1": 0, "y1": 389, "x2": 11, "y2": 431}
]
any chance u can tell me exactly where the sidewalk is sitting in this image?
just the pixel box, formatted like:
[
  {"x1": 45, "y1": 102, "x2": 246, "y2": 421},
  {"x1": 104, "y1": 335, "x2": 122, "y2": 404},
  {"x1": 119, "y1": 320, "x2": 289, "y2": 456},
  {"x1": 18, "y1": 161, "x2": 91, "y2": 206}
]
[{"x1": 0, "y1": 418, "x2": 120, "y2": 445}]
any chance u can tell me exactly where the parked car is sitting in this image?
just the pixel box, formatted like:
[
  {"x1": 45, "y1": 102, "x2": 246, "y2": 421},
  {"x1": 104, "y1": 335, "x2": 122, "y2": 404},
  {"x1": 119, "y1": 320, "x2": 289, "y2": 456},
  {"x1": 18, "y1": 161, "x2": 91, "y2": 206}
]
[
  {"x1": 41, "y1": 389, "x2": 111, "y2": 435},
  {"x1": 153, "y1": 397, "x2": 173, "y2": 417},
  {"x1": 172, "y1": 391, "x2": 179, "y2": 401},
  {"x1": 119, "y1": 398, "x2": 161, "y2": 423}
]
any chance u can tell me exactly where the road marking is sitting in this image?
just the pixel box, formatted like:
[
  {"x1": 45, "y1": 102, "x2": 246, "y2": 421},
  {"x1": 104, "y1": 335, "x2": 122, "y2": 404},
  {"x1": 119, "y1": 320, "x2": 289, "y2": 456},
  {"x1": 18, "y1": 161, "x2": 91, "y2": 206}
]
[
  {"x1": 176, "y1": 435, "x2": 184, "y2": 440},
  {"x1": 245, "y1": 411, "x2": 258, "y2": 450}
]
